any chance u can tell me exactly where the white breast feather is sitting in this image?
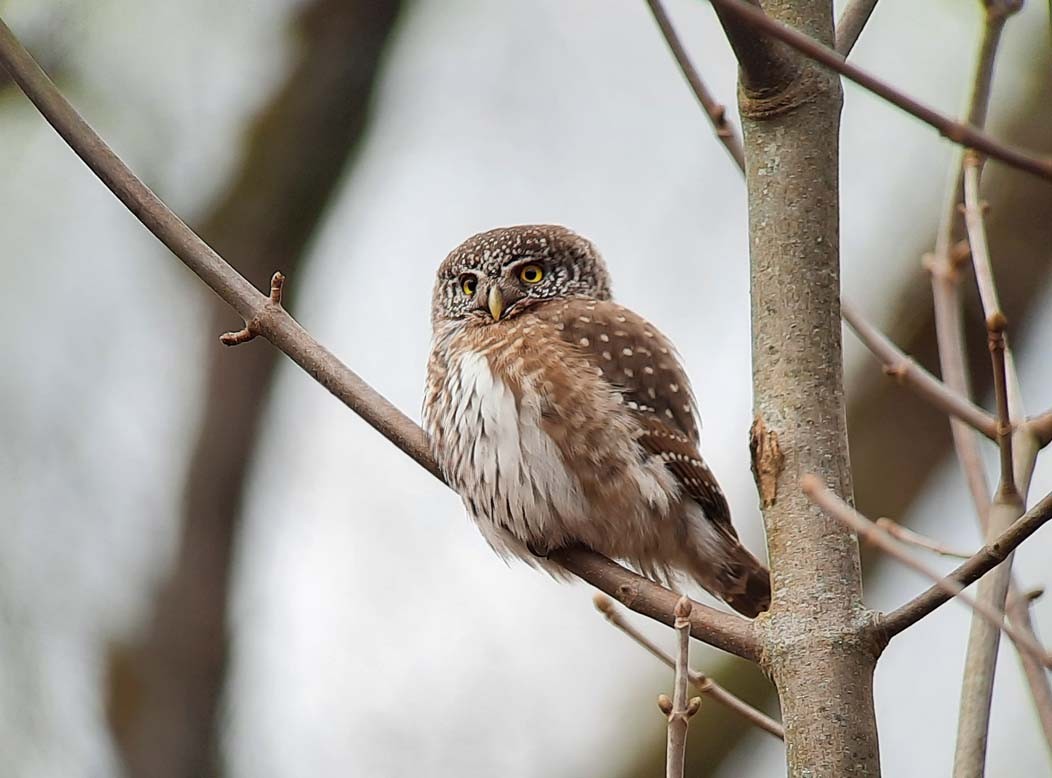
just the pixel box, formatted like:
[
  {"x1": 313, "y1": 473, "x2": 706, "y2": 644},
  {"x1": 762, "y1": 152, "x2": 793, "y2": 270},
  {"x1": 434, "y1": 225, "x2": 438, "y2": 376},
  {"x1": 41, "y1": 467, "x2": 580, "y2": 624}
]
[{"x1": 448, "y1": 350, "x2": 586, "y2": 553}]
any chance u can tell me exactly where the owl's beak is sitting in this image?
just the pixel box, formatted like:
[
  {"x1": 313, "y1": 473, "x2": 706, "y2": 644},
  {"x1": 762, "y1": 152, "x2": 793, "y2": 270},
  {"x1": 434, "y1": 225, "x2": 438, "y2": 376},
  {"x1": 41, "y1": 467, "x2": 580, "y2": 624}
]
[{"x1": 487, "y1": 284, "x2": 505, "y2": 321}]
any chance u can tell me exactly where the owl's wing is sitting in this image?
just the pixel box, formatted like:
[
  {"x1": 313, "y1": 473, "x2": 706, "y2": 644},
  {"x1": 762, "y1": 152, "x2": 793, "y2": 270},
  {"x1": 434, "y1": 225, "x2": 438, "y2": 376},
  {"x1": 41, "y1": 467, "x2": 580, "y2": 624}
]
[{"x1": 535, "y1": 297, "x2": 735, "y2": 533}]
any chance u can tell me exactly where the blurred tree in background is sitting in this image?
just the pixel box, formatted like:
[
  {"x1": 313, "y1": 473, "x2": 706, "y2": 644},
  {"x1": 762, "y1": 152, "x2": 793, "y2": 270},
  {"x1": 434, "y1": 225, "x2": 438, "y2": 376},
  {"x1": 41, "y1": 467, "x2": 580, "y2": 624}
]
[{"x1": 1, "y1": 1, "x2": 1050, "y2": 776}]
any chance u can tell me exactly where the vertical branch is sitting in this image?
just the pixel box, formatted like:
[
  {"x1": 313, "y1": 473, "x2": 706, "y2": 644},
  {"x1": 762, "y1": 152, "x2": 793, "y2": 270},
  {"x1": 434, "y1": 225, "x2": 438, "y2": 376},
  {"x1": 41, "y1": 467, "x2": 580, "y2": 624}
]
[
  {"x1": 949, "y1": 8, "x2": 1033, "y2": 775},
  {"x1": 659, "y1": 598, "x2": 702, "y2": 778},
  {"x1": 727, "y1": 1, "x2": 881, "y2": 773}
]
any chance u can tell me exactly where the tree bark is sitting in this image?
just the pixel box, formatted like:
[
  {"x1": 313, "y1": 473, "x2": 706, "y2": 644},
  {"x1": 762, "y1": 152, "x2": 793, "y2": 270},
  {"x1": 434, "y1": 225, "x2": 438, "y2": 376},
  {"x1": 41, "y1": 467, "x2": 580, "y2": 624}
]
[{"x1": 737, "y1": 2, "x2": 881, "y2": 774}]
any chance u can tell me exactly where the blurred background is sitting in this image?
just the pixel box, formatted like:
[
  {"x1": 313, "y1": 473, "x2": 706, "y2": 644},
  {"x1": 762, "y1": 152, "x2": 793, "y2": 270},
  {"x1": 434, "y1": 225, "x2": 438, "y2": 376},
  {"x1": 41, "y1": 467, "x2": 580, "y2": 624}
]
[{"x1": 1, "y1": 0, "x2": 1050, "y2": 775}]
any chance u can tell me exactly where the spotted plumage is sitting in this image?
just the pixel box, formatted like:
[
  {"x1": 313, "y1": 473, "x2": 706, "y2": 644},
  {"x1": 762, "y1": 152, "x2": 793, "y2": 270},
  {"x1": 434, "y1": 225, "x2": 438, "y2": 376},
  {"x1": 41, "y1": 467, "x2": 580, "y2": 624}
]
[{"x1": 424, "y1": 225, "x2": 770, "y2": 617}]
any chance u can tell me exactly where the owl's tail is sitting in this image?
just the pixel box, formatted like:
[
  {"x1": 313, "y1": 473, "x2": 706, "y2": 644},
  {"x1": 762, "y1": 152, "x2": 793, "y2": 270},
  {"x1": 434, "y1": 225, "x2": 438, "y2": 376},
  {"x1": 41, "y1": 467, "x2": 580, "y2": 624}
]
[{"x1": 683, "y1": 514, "x2": 771, "y2": 618}]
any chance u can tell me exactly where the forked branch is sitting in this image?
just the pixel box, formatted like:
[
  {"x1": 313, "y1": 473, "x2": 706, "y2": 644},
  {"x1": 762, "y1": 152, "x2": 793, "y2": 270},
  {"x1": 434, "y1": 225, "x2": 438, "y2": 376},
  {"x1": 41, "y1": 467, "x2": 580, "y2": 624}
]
[
  {"x1": 803, "y1": 477, "x2": 1052, "y2": 666},
  {"x1": 704, "y1": 0, "x2": 1052, "y2": 182},
  {"x1": 594, "y1": 594, "x2": 784, "y2": 739}
]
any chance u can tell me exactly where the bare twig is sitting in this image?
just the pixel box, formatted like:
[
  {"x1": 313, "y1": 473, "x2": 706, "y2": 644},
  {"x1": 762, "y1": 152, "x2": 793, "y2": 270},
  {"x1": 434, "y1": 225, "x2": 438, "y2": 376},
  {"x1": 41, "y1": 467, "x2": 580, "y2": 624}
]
[
  {"x1": 704, "y1": 0, "x2": 1052, "y2": 182},
  {"x1": 987, "y1": 314, "x2": 1016, "y2": 497},
  {"x1": 659, "y1": 598, "x2": 701, "y2": 778},
  {"x1": 803, "y1": 477, "x2": 1052, "y2": 667},
  {"x1": 1005, "y1": 589, "x2": 1052, "y2": 748},
  {"x1": 883, "y1": 489, "x2": 1052, "y2": 636},
  {"x1": 915, "y1": 2, "x2": 1052, "y2": 763},
  {"x1": 1032, "y1": 411, "x2": 1052, "y2": 448},
  {"x1": 835, "y1": 0, "x2": 880, "y2": 56},
  {"x1": 644, "y1": 0, "x2": 745, "y2": 172},
  {"x1": 593, "y1": 594, "x2": 784, "y2": 739},
  {"x1": 842, "y1": 301, "x2": 998, "y2": 439},
  {"x1": 220, "y1": 271, "x2": 285, "y2": 345},
  {"x1": 965, "y1": 153, "x2": 1024, "y2": 418},
  {"x1": 0, "y1": 15, "x2": 763, "y2": 662},
  {"x1": 875, "y1": 518, "x2": 973, "y2": 559}
]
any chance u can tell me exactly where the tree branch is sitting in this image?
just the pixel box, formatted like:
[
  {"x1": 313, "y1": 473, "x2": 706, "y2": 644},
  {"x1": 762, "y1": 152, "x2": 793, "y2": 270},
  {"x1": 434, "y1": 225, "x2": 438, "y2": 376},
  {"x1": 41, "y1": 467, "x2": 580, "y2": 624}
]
[
  {"x1": 835, "y1": 0, "x2": 880, "y2": 56},
  {"x1": 842, "y1": 301, "x2": 998, "y2": 440},
  {"x1": 704, "y1": 0, "x2": 1052, "y2": 182},
  {"x1": 1032, "y1": 411, "x2": 1052, "y2": 448},
  {"x1": 880, "y1": 489, "x2": 1052, "y2": 638},
  {"x1": 659, "y1": 598, "x2": 701, "y2": 778},
  {"x1": 0, "y1": 14, "x2": 760, "y2": 663},
  {"x1": 874, "y1": 518, "x2": 973, "y2": 559},
  {"x1": 803, "y1": 477, "x2": 1052, "y2": 667},
  {"x1": 644, "y1": 0, "x2": 745, "y2": 172},
  {"x1": 594, "y1": 594, "x2": 784, "y2": 739},
  {"x1": 707, "y1": 0, "x2": 799, "y2": 97}
]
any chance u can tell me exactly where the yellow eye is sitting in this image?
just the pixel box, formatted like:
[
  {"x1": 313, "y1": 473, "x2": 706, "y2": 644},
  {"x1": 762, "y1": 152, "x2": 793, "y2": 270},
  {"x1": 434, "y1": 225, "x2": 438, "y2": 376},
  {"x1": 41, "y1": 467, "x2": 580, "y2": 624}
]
[
  {"x1": 460, "y1": 275, "x2": 477, "y2": 296},
  {"x1": 519, "y1": 264, "x2": 544, "y2": 284}
]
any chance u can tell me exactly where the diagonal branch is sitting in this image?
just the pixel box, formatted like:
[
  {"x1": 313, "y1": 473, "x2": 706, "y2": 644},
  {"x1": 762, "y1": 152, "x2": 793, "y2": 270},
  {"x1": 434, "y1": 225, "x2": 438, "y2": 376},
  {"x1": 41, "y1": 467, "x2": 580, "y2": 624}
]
[
  {"x1": 875, "y1": 518, "x2": 973, "y2": 559},
  {"x1": 706, "y1": 0, "x2": 799, "y2": 97},
  {"x1": 1033, "y1": 411, "x2": 1052, "y2": 448},
  {"x1": 835, "y1": 0, "x2": 880, "y2": 56},
  {"x1": 803, "y1": 477, "x2": 1052, "y2": 667},
  {"x1": 880, "y1": 489, "x2": 1052, "y2": 637},
  {"x1": 644, "y1": 0, "x2": 745, "y2": 172},
  {"x1": 704, "y1": 0, "x2": 1052, "y2": 182},
  {"x1": 0, "y1": 14, "x2": 760, "y2": 663},
  {"x1": 842, "y1": 301, "x2": 998, "y2": 440},
  {"x1": 594, "y1": 594, "x2": 784, "y2": 739}
]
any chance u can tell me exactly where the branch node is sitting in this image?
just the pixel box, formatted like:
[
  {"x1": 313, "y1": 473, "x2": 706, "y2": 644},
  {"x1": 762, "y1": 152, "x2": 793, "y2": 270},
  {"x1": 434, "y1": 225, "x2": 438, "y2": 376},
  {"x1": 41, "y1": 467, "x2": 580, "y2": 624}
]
[{"x1": 220, "y1": 271, "x2": 287, "y2": 347}]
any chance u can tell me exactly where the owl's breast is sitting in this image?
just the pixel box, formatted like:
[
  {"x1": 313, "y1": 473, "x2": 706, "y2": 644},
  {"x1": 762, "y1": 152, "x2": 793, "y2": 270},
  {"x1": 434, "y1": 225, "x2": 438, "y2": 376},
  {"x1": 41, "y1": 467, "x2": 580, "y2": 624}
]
[{"x1": 424, "y1": 315, "x2": 681, "y2": 558}]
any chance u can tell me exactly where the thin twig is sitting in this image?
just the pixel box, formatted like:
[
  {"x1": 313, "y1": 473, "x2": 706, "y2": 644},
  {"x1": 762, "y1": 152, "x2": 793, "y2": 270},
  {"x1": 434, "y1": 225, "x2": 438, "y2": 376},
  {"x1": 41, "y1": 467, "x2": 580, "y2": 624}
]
[
  {"x1": 220, "y1": 271, "x2": 285, "y2": 345},
  {"x1": 882, "y1": 489, "x2": 1052, "y2": 636},
  {"x1": 0, "y1": 15, "x2": 763, "y2": 663},
  {"x1": 703, "y1": 0, "x2": 1052, "y2": 182},
  {"x1": 1032, "y1": 411, "x2": 1052, "y2": 448},
  {"x1": 917, "y1": 2, "x2": 1052, "y2": 763},
  {"x1": 875, "y1": 518, "x2": 973, "y2": 559},
  {"x1": 950, "y1": 8, "x2": 1030, "y2": 769},
  {"x1": 802, "y1": 476, "x2": 1052, "y2": 667},
  {"x1": 644, "y1": 0, "x2": 745, "y2": 172},
  {"x1": 659, "y1": 597, "x2": 701, "y2": 778},
  {"x1": 835, "y1": 0, "x2": 880, "y2": 56},
  {"x1": 987, "y1": 314, "x2": 1016, "y2": 497},
  {"x1": 593, "y1": 594, "x2": 784, "y2": 739},
  {"x1": 842, "y1": 301, "x2": 997, "y2": 440},
  {"x1": 965, "y1": 152, "x2": 1024, "y2": 418},
  {"x1": 1005, "y1": 589, "x2": 1052, "y2": 748}
]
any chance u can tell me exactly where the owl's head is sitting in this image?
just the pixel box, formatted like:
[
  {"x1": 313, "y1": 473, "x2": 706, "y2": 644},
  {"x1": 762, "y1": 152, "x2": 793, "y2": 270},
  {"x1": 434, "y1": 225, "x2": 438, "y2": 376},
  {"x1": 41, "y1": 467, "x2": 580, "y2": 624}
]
[{"x1": 431, "y1": 225, "x2": 612, "y2": 328}]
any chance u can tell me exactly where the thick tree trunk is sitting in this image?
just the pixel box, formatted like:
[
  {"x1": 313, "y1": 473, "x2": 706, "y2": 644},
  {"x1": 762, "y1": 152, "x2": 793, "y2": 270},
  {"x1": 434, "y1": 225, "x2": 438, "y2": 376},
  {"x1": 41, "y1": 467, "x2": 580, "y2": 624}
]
[{"x1": 736, "y1": 1, "x2": 881, "y2": 774}]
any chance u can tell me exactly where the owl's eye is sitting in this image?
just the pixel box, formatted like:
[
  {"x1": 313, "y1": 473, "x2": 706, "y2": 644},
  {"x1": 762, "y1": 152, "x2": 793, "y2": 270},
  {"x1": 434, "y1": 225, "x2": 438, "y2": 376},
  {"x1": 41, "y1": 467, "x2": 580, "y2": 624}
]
[
  {"x1": 519, "y1": 264, "x2": 544, "y2": 285},
  {"x1": 460, "y1": 275, "x2": 477, "y2": 296}
]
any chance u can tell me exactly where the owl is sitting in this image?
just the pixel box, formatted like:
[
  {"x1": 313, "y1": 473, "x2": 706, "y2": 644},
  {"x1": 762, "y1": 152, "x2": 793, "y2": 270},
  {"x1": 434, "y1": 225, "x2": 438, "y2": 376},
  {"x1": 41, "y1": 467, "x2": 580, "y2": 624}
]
[{"x1": 423, "y1": 225, "x2": 770, "y2": 617}]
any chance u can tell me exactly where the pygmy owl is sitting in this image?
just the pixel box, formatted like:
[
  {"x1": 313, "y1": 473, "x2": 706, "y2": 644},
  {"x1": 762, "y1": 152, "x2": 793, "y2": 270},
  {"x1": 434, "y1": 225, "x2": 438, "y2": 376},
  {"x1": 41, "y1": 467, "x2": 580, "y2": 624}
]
[{"x1": 424, "y1": 225, "x2": 770, "y2": 617}]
